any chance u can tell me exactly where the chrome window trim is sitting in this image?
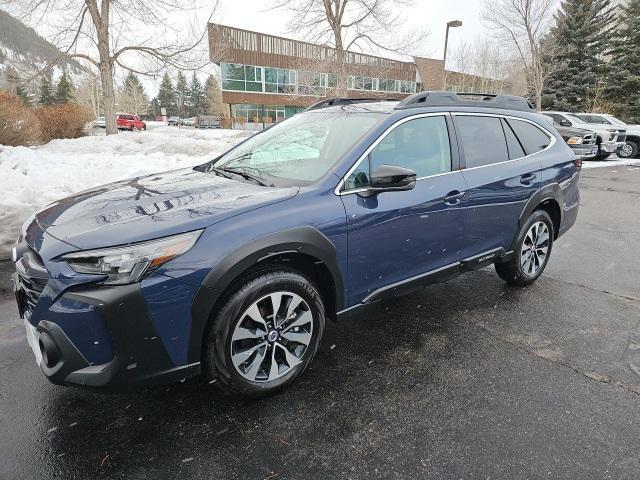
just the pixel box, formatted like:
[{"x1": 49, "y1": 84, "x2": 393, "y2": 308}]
[
  {"x1": 334, "y1": 111, "x2": 558, "y2": 196},
  {"x1": 334, "y1": 112, "x2": 452, "y2": 196},
  {"x1": 452, "y1": 112, "x2": 557, "y2": 170}
]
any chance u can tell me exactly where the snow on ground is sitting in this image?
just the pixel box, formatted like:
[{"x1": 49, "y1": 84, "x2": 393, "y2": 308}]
[
  {"x1": 583, "y1": 157, "x2": 640, "y2": 169},
  {"x1": 0, "y1": 125, "x2": 252, "y2": 257}
]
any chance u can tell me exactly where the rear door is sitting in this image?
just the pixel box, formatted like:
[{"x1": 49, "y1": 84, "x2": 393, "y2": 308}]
[
  {"x1": 453, "y1": 113, "x2": 550, "y2": 257},
  {"x1": 340, "y1": 113, "x2": 469, "y2": 305}
]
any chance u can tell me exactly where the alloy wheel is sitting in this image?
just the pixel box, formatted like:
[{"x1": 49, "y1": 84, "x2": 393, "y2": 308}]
[
  {"x1": 230, "y1": 292, "x2": 313, "y2": 382},
  {"x1": 619, "y1": 143, "x2": 633, "y2": 158},
  {"x1": 520, "y1": 221, "x2": 550, "y2": 276}
]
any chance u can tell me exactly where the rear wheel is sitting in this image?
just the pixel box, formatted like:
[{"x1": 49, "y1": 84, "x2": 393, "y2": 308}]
[
  {"x1": 495, "y1": 210, "x2": 554, "y2": 286},
  {"x1": 204, "y1": 270, "x2": 325, "y2": 397},
  {"x1": 619, "y1": 141, "x2": 638, "y2": 159}
]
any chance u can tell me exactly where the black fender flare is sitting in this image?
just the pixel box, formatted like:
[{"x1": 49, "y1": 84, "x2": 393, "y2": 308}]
[
  {"x1": 188, "y1": 226, "x2": 344, "y2": 364},
  {"x1": 513, "y1": 184, "x2": 563, "y2": 250}
]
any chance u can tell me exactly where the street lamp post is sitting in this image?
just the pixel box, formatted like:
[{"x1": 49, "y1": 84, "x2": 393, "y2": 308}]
[{"x1": 442, "y1": 20, "x2": 463, "y2": 90}]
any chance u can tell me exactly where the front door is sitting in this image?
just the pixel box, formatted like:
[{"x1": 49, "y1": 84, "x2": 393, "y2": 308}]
[{"x1": 340, "y1": 114, "x2": 468, "y2": 306}]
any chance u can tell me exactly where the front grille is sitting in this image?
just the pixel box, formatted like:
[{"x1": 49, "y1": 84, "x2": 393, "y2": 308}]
[
  {"x1": 15, "y1": 249, "x2": 48, "y2": 317},
  {"x1": 618, "y1": 133, "x2": 626, "y2": 143},
  {"x1": 582, "y1": 134, "x2": 596, "y2": 145}
]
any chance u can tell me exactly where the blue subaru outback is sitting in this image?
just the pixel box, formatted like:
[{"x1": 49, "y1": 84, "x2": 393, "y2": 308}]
[{"x1": 12, "y1": 92, "x2": 580, "y2": 396}]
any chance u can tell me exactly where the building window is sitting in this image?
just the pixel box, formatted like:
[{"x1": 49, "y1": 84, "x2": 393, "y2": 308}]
[
  {"x1": 298, "y1": 71, "x2": 328, "y2": 96},
  {"x1": 264, "y1": 67, "x2": 296, "y2": 94},
  {"x1": 232, "y1": 104, "x2": 296, "y2": 122},
  {"x1": 221, "y1": 62, "x2": 416, "y2": 96}
]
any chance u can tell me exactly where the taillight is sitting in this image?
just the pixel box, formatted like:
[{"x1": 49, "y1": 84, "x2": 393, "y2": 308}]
[{"x1": 574, "y1": 157, "x2": 582, "y2": 169}]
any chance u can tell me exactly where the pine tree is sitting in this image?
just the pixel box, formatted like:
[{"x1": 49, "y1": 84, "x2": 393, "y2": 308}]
[
  {"x1": 55, "y1": 70, "x2": 75, "y2": 103},
  {"x1": 175, "y1": 71, "x2": 188, "y2": 117},
  {"x1": 204, "y1": 74, "x2": 226, "y2": 115},
  {"x1": 120, "y1": 72, "x2": 148, "y2": 115},
  {"x1": 157, "y1": 73, "x2": 176, "y2": 116},
  {"x1": 187, "y1": 72, "x2": 205, "y2": 117},
  {"x1": 543, "y1": 0, "x2": 615, "y2": 112},
  {"x1": 39, "y1": 72, "x2": 55, "y2": 105},
  {"x1": 604, "y1": 0, "x2": 640, "y2": 122}
]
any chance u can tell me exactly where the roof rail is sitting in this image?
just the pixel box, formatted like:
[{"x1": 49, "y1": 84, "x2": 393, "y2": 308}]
[
  {"x1": 305, "y1": 97, "x2": 396, "y2": 111},
  {"x1": 395, "y1": 91, "x2": 535, "y2": 112}
]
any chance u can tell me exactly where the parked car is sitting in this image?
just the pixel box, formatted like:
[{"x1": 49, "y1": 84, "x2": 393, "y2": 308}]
[
  {"x1": 117, "y1": 113, "x2": 146, "y2": 131},
  {"x1": 575, "y1": 113, "x2": 640, "y2": 159},
  {"x1": 12, "y1": 92, "x2": 580, "y2": 397},
  {"x1": 95, "y1": 116, "x2": 106, "y2": 128},
  {"x1": 167, "y1": 116, "x2": 180, "y2": 126},
  {"x1": 181, "y1": 117, "x2": 196, "y2": 127},
  {"x1": 541, "y1": 111, "x2": 625, "y2": 160},
  {"x1": 196, "y1": 115, "x2": 221, "y2": 129},
  {"x1": 540, "y1": 117, "x2": 598, "y2": 159}
]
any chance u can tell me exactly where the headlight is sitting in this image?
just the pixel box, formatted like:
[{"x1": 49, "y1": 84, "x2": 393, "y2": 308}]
[
  {"x1": 61, "y1": 230, "x2": 202, "y2": 285},
  {"x1": 566, "y1": 136, "x2": 582, "y2": 145}
]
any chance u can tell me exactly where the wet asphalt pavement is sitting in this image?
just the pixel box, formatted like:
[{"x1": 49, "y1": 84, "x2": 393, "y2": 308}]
[{"x1": 1, "y1": 166, "x2": 640, "y2": 480}]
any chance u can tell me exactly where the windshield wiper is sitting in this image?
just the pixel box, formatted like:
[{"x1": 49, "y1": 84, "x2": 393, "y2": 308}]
[
  {"x1": 209, "y1": 166, "x2": 235, "y2": 180},
  {"x1": 216, "y1": 166, "x2": 271, "y2": 187}
]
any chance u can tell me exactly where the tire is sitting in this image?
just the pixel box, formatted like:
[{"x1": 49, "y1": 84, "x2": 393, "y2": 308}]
[
  {"x1": 495, "y1": 210, "x2": 554, "y2": 286},
  {"x1": 619, "y1": 141, "x2": 638, "y2": 159},
  {"x1": 204, "y1": 270, "x2": 325, "y2": 397}
]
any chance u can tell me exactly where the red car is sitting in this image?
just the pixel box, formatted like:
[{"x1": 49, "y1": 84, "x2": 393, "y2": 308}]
[{"x1": 117, "y1": 113, "x2": 146, "y2": 131}]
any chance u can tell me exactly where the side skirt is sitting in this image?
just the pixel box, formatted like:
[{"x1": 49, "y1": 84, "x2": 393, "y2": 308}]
[{"x1": 337, "y1": 248, "x2": 512, "y2": 320}]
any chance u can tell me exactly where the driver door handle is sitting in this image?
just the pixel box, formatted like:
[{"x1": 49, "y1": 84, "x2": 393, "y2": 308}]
[
  {"x1": 520, "y1": 173, "x2": 536, "y2": 185},
  {"x1": 444, "y1": 190, "x2": 466, "y2": 205}
]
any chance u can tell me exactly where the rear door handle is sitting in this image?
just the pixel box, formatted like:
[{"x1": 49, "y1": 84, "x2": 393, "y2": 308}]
[
  {"x1": 520, "y1": 173, "x2": 536, "y2": 185},
  {"x1": 444, "y1": 190, "x2": 466, "y2": 205}
]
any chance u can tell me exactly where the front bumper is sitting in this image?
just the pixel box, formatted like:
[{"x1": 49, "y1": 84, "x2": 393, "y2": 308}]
[
  {"x1": 18, "y1": 281, "x2": 200, "y2": 390},
  {"x1": 600, "y1": 141, "x2": 626, "y2": 153},
  {"x1": 570, "y1": 144, "x2": 598, "y2": 158}
]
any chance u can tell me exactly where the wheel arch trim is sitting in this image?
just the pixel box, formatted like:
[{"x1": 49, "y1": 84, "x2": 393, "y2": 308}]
[
  {"x1": 515, "y1": 184, "x2": 562, "y2": 249},
  {"x1": 188, "y1": 226, "x2": 344, "y2": 364}
]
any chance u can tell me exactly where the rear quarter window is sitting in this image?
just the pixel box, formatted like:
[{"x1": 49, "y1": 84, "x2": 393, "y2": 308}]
[{"x1": 507, "y1": 119, "x2": 551, "y2": 155}]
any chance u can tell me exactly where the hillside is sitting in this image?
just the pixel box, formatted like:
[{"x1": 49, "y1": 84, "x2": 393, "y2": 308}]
[{"x1": 0, "y1": 9, "x2": 85, "y2": 79}]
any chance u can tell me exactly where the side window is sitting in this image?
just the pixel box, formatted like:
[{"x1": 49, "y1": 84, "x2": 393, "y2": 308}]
[
  {"x1": 507, "y1": 119, "x2": 551, "y2": 155},
  {"x1": 553, "y1": 114, "x2": 570, "y2": 126},
  {"x1": 343, "y1": 116, "x2": 452, "y2": 190},
  {"x1": 456, "y1": 115, "x2": 509, "y2": 168},
  {"x1": 501, "y1": 119, "x2": 526, "y2": 159}
]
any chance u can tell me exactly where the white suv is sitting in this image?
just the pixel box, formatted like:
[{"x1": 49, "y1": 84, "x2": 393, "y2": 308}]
[
  {"x1": 575, "y1": 113, "x2": 639, "y2": 159},
  {"x1": 542, "y1": 111, "x2": 626, "y2": 160}
]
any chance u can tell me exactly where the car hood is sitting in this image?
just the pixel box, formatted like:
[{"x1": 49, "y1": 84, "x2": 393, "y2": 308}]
[
  {"x1": 556, "y1": 125, "x2": 595, "y2": 138},
  {"x1": 35, "y1": 168, "x2": 299, "y2": 250}
]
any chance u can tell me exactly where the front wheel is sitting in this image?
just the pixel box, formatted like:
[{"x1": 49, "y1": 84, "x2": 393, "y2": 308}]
[
  {"x1": 619, "y1": 141, "x2": 638, "y2": 159},
  {"x1": 205, "y1": 270, "x2": 325, "y2": 397},
  {"x1": 495, "y1": 210, "x2": 554, "y2": 286}
]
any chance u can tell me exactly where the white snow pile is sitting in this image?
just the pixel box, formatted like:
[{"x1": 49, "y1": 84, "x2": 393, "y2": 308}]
[
  {"x1": 583, "y1": 157, "x2": 640, "y2": 169},
  {"x1": 0, "y1": 126, "x2": 252, "y2": 258}
]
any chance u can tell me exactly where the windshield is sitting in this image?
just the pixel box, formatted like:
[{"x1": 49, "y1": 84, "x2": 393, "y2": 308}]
[
  {"x1": 605, "y1": 115, "x2": 627, "y2": 127},
  {"x1": 212, "y1": 111, "x2": 384, "y2": 186},
  {"x1": 566, "y1": 114, "x2": 587, "y2": 124}
]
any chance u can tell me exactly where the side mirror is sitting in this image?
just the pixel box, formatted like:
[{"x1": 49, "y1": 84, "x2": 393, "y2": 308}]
[
  {"x1": 359, "y1": 164, "x2": 417, "y2": 197},
  {"x1": 560, "y1": 119, "x2": 571, "y2": 127}
]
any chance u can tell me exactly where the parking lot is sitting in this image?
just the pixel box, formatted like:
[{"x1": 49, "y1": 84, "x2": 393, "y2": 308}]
[{"x1": 1, "y1": 165, "x2": 639, "y2": 479}]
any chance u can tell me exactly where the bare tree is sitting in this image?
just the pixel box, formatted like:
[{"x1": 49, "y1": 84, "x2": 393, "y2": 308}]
[
  {"x1": 481, "y1": 0, "x2": 557, "y2": 109},
  {"x1": 272, "y1": 0, "x2": 428, "y2": 94},
  {"x1": 2, "y1": 0, "x2": 220, "y2": 134}
]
